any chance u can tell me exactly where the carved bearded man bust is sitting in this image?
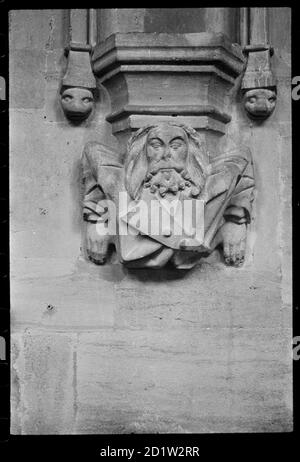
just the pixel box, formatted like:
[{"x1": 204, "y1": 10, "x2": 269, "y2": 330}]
[{"x1": 81, "y1": 122, "x2": 255, "y2": 269}]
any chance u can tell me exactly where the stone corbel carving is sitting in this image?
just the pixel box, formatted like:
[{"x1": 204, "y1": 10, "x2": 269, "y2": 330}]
[
  {"x1": 240, "y1": 8, "x2": 277, "y2": 120},
  {"x1": 81, "y1": 31, "x2": 254, "y2": 270},
  {"x1": 81, "y1": 122, "x2": 255, "y2": 269},
  {"x1": 60, "y1": 10, "x2": 97, "y2": 123},
  {"x1": 61, "y1": 44, "x2": 97, "y2": 123}
]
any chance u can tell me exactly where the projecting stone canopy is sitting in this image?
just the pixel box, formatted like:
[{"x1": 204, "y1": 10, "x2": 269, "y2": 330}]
[{"x1": 91, "y1": 32, "x2": 245, "y2": 137}]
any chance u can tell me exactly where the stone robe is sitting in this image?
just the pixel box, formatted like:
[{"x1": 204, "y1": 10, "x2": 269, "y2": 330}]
[{"x1": 81, "y1": 141, "x2": 255, "y2": 268}]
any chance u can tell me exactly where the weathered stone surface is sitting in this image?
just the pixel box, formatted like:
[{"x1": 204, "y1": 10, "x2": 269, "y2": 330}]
[
  {"x1": 69, "y1": 9, "x2": 88, "y2": 44},
  {"x1": 9, "y1": 107, "x2": 117, "y2": 260},
  {"x1": 0, "y1": 76, "x2": 5, "y2": 100},
  {"x1": 96, "y1": 9, "x2": 240, "y2": 45},
  {"x1": 10, "y1": 259, "x2": 117, "y2": 330},
  {"x1": 10, "y1": 50, "x2": 46, "y2": 109},
  {"x1": 75, "y1": 326, "x2": 291, "y2": 433},
  {"x1": 10, "y1": 8, "x2": 292, "y2": 435},
  {"x1": 10, "y1": 259, "x2": 287, "y2": 331},
  {"x1": 97, "y1": 9, "x2": 146, "y2": 43},
  {"x1": 45, "y1": 50, "x2": 65, "y2": 82},
  {"x1": 11, "y1": 331, "x2": 76, "y2": 434},
  {"x1": 9, "y1": 10, "x2": 66, "y2": 51},
  {"x1": 10, "y1": 258, "x2": 292, "y2": 433},
  {"x1": 144, "y1": 8, "x2": 208, "y2": 35},
  {"x1": 114, "y1": 265, "x2": 287, "y2": 329}
]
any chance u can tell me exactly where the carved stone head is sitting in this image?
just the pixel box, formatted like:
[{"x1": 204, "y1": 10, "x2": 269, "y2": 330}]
[
  {"x1": 60, "y1": 86, "x2": 95, "y2": 122},
  {"x1": 125, "y1": 122, "x2": 209, "y2": 201},
  {"x1": 243, "y1": 88, "x2": 277, "y2": 120}
]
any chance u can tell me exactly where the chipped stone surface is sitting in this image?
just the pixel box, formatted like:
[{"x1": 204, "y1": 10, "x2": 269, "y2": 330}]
[{"x1": 10, "y1": 50, "x2": 46, "y2": 109}]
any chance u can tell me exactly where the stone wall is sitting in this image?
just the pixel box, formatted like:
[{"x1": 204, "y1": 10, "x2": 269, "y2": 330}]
[
  {"x1": 97, "y1": 8, "x2": 239, "y2": 43},
  {"x1": 10, "y1": 8, "x2": 292, "y2": 434}
]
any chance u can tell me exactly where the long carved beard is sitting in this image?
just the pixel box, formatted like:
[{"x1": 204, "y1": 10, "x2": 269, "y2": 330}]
[{"x1": 143, "y1": 168, "x2": 201, "y2": 199}]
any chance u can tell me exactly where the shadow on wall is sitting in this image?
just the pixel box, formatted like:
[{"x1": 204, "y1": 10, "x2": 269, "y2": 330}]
[
  {"x1": 117, "y1": 250, "x2": 222, "y2": 282},
  {"x1": 71, "y1": 157, "x2": 84, "y2": 234}
]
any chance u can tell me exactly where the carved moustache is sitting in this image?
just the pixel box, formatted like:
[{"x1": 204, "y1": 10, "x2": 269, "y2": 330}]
[{"x1": 148, "y1": 160, "x2": 186, "y2": 175}]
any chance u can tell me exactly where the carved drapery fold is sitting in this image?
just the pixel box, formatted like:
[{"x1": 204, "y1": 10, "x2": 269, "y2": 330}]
[{"x1": 81, "y1": 122, "x2": 255, "y2": 269}]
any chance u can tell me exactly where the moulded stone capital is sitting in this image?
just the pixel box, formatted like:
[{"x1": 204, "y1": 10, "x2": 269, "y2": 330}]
[
  {"x1": 91, "y1": 32, "x2": 245, "y2": 138},
  {"x1": 92, "y1": 32, "x2": 245, "y2": 77}
]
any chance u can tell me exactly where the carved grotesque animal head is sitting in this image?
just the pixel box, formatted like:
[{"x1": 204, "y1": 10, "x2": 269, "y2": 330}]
[
  {"x1": 60, "y1": 86, "x2": 95, "y2": 122},
  {"x1": 125, "y1": 122, "x2": 209, "y2": 200},
  {"x1": 243, "y1": 88, "x2": 277, "y2": 120}
]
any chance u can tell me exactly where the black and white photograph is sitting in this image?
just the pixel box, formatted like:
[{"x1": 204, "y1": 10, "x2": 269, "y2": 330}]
[{"x1": 2, "y1": 4, "x2": 298, "y2": 456}]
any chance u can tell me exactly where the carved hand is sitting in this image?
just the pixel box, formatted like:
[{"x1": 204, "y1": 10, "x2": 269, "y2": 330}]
[
  {"x1": 85, "y1": 222, "x2": 112, "y2": 265},
  {"x1": 221, "y1": 222, "x2": 247, "y2": 267}
]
